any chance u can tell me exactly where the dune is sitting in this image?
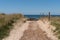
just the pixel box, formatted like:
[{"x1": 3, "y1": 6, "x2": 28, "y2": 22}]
[{"x1": 2, "y1": 19, "x2": 58, "y2": 40}]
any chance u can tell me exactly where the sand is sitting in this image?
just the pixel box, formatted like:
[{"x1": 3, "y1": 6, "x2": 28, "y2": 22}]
[{"x1": 2, "y1": 20, "x2": 58, "y2": 40}]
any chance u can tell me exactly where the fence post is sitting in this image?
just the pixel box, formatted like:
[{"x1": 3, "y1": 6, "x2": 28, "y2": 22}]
[{"x1": 48, "y1": 12, "x2": 50, "y2": 21}]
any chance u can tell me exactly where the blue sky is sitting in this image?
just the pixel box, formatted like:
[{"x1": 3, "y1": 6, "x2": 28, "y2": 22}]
[{"x1": 0, "y1": 0, "x2": 60, "y2": 15}]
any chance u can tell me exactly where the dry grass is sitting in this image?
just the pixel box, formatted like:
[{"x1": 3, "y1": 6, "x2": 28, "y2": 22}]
[
  {"x1": 0, "y1": 13, "x2": 24, "y2": 40},
  {"x1": 51, "y1": 16, "x2": 60, "y2": 40}
]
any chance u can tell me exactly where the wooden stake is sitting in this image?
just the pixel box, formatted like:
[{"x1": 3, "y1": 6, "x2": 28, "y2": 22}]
[{"x1": 48, "y1": 12, "x2": 50, "y2": 21}]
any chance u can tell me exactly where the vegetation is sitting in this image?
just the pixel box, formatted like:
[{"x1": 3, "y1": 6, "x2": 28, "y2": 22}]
[
  {"x1": 0, "y1": 13, "x2": 24, "y2": 40},
  {"x1": 51, "y1": 17, "x2": 60, "y2": 39}
]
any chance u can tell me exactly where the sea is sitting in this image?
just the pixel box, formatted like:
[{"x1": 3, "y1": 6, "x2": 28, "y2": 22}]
[{"x1": 24, "y1": 15, "x2": 60, "y2": 18}]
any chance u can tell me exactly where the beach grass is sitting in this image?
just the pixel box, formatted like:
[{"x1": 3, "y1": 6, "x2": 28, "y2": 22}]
[
  {"x1": 0, "y1": 14, "x2": 24, "y2": 40},
  {"x1": 51, "y1": 17, "x2": 60, "y2": 39}
]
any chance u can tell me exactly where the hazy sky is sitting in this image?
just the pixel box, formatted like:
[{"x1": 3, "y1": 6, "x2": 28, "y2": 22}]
[{"x1": 0, "y1": 0, "x2": 60, "y2": 15}]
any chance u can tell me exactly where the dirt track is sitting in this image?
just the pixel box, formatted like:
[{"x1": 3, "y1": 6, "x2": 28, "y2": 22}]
[
  {"x1": 3, "y1": 20, "x2": 58, "y2": 40},
  {"x1": 20, "y1": 21, "x2": 52, "y2": 40}
]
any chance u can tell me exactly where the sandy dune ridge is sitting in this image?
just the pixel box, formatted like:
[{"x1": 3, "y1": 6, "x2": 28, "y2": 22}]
[{"x1": 37, "y1": 20, "x2": 58, "y2": 40}]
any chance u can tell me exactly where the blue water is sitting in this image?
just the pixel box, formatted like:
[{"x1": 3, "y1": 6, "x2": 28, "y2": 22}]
[
  {"x1": 24, "y1": 15, "x2": 41, "y2": 18},
  {"x1": 24, "y1": 15, "x2": 60, "y2": 18}
]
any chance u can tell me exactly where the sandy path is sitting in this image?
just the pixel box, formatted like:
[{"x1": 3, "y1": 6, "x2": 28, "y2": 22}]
[
  {"x1": 3, "y1": 21, "x2": 29, "y2": 40},
  {"x1": 20, "y1": 21, "x2": 52, "y2": 40},
  {"x1": 3, "y1": 20, "x2": 58, "y2": 40}
]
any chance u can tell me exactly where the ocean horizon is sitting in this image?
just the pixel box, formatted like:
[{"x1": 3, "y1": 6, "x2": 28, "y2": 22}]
[{"x1": 24, "y1": 15, "x2": 60, "y2": 18}]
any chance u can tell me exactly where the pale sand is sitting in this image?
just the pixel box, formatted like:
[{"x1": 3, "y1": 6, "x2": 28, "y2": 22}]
[
  {"x1": 3, "y1": 20, "x2": 58, "y2": 40},
  {"x1": 20, "y1": 21, "x2": 51, "y2": 40},
  {"x1": 37, "y1": 20, "x2": 58, "y2": 40},
  {"x1": 3, "y1": 21, "x2": 29, "y2": 40}
]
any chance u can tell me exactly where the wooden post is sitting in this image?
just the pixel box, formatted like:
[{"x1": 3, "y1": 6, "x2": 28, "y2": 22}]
[{"x1": 48, "y1": 12, "x2": 50, "y2": 21}]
